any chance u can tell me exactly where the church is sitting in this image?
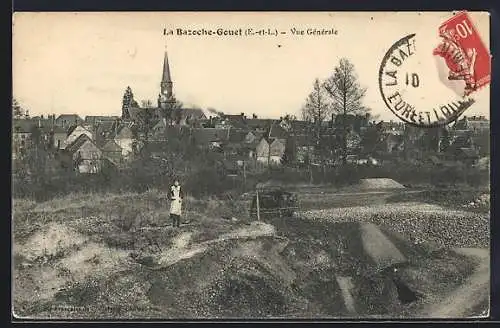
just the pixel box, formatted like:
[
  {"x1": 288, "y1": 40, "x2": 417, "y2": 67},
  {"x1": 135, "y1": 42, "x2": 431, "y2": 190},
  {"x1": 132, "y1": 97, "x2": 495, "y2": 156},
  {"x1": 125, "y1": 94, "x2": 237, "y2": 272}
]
[{"x1": 124, "y1": 46, "x2": 209, "y2": 127}]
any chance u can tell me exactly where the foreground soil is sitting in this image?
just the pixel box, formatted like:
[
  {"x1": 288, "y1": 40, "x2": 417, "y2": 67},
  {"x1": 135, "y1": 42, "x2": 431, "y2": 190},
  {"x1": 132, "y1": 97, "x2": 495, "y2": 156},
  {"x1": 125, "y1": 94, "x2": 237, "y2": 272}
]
[{"x1": 12, "y1": 190, "x2": 490, "y2": 319}]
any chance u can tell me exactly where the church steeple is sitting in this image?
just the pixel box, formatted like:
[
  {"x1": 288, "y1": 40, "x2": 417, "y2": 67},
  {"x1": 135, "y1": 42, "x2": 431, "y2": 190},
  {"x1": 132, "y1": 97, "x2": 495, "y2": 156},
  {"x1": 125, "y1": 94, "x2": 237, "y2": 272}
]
[{"x1": 161, "y1": 44, "x2": 173, "y2": 99}]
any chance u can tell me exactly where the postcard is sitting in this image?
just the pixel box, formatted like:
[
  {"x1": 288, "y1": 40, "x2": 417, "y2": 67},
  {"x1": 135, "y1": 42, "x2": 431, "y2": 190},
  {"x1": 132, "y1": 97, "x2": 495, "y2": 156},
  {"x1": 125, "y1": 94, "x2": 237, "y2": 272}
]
[{"x1": 12, "y1": 11, "x2": 490, "y2": 319}]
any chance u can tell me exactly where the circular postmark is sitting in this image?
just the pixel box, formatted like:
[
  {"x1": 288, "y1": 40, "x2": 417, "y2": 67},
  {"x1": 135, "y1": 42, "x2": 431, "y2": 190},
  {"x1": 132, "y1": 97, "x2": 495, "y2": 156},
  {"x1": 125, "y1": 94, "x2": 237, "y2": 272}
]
[{"x1": 378, "y1": 34, "x2": 476, "y2": 128}]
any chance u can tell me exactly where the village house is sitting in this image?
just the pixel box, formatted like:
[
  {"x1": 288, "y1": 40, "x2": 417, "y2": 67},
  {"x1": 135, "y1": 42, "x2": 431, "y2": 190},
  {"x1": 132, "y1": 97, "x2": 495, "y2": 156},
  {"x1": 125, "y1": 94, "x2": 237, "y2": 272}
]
[
  {"x1": 293, "y1": 135, "x2": 315, "y2": 164},
  {"x1": 223, "y1": 114, "x2": 248, "y2": 130},
  {"x1": 12, "y1": 119, "x2": 33, "y2": 160},
  {"x1": 65, "y1": 134, "x2": 103, "y2": 174},
  {"x1": 244, "y1": 131, "x2": 260, "y2": 144},
  {"x1": 180, "y1": 108, "x2": 208, "y2": 126},
  {"x1": 191, "y1": 128, "x2": 230, "y2": 150},
  {"x1": 245, "y1": 118, "x2": 274, "y2": 133},
  {"x1": 94, "y1": 120, "x2": 118, "y2": 146},
  {"x1": 85, "y1": 115, "x2": 120, "y2": 126},
  {"x1": 466, "y1": 116, "x2": 489, "y2": 134},
  {"x1": 255, "y1": 138, "x2": 270, "y2": 165},
  {"x1": 51, "y1": 126, "x2": 68, "y2": 150},
  {"x1": 269, "y1": 138, "x2": 286, "y2": 164},
  {"x1": 113, "y1": 125, "x2": 136, "y2": 158},
  {"x1": 334, "y1": 113, "x2": 371, "y2": 134},
  {"x1": 55, "y1": 114, "x2": 84, "y2": 129},
  {"x1": 267, "y1": 122, "x2": 289, "y2": 142},
  {"x1": 254, "y1": 137, "x2": 286, "y2": 166},
  {"x1": 101, "y1": 139, "x2": 123, "y2": 166},
  {"x1": 64, "y1": 125, "x2": 94, "y2": 148}
]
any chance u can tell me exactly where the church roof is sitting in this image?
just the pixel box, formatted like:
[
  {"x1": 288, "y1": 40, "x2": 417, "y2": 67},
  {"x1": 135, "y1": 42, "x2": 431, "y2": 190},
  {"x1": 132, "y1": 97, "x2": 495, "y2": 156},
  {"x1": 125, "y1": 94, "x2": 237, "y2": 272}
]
[{"x1": 162, "y1": 47, "x2": 172, "y2": 83}]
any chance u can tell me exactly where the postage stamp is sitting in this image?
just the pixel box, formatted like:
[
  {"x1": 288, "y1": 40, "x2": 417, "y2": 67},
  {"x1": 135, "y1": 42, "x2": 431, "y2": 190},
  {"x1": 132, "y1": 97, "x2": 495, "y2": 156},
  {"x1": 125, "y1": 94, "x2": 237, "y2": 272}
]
[
  {"x1": 433, "y1": 11, "x2": 491, "y2": 97},
  {"x1": 378, "y1": 11, "x2": 490, "y2": 128}
]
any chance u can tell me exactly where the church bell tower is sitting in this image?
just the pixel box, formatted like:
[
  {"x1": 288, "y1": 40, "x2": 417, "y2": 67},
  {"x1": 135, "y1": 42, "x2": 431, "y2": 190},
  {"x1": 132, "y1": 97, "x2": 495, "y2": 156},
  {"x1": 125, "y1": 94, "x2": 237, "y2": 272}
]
[{"x1": 158, "y1": 44, "x2": 176, "y2": 110}]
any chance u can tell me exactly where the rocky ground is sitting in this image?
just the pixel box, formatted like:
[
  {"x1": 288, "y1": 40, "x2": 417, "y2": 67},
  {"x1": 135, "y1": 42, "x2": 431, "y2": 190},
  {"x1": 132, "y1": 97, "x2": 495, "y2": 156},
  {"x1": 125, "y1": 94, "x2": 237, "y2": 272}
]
[{"x1": 12, "y1": 187, "x2": 490, "y2": 319}]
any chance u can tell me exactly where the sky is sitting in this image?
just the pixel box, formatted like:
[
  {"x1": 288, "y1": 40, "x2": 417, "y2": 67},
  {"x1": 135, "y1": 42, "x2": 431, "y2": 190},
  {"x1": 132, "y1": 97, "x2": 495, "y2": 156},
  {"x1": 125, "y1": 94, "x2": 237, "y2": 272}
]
[{"x1": 12, "y1": 12, "x2": 490, "y2": 121}]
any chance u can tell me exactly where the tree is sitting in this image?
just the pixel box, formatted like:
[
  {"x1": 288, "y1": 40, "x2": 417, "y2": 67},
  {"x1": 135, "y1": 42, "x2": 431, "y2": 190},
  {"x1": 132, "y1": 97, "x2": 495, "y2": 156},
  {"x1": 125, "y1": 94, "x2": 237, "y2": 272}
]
[
  {"x1": 302, "y1": 78, "x2": 331, "y2": 140},
  {"x1": 323, "y1": 58, "x2": 368, "y2": 164},
  {"x1": 281, "y1": 137, "x2": 296, "y2": 166},
  {"x1": 302, "y1": 78, "x2": 332, "y2": 168},
  {"x1": 135, "y1": 107, "x2": 155, "y2": 142},
  {"x1": 12, "y1": 98, "x2": 26, "y2": 119},
  {"x1": 121, "y1": 86, "x2": 136, "y2": 119},
  {"x1": 160, "y1": 99, "x2": 183, "y2": 125},
  {"x1": 361, "y1": 123, "x2": 384, "y2": 156}
]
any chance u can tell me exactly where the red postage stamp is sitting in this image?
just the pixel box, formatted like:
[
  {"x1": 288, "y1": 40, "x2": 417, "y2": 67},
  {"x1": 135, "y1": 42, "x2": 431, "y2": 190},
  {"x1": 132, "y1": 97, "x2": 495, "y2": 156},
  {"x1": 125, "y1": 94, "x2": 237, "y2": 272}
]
[{"x1": 433, "y1": 11, "x2": 491, "y2": 96}]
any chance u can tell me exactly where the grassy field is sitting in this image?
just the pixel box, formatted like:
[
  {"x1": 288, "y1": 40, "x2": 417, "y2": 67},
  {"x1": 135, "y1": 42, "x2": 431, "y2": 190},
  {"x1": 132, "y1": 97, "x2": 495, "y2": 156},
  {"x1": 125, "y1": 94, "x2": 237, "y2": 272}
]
[{"x1": 12, "y1": 187, "x2": 490, "y2": 319}]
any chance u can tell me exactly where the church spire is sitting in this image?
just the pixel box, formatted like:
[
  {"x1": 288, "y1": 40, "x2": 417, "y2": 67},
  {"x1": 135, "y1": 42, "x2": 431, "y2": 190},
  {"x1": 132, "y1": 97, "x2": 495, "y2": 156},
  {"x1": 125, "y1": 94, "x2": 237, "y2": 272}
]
[{"x1": 161, "y1": 44, "x2": 173, "y2": 98}]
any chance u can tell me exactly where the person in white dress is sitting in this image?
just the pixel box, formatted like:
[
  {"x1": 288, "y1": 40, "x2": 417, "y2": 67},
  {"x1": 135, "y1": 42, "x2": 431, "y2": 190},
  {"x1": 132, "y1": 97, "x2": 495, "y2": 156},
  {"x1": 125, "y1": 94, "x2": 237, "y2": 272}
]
[{"x1": 169, "y1": 179, "x2": 183, "y2": 227}]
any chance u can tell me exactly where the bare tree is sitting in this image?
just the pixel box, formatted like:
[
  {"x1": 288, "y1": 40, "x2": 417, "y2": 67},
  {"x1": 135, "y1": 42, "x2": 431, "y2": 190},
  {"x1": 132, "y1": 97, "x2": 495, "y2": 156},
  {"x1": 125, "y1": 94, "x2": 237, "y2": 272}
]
[
  {"x1": 302, "y1": 78, "x2": 332, "y2": 150},
  {"x1": 301, "y1": 79, "x2": 332, "y2": 181},
  {"x1": 323, "y1": 58, "x2": 368, "y2": 164}
]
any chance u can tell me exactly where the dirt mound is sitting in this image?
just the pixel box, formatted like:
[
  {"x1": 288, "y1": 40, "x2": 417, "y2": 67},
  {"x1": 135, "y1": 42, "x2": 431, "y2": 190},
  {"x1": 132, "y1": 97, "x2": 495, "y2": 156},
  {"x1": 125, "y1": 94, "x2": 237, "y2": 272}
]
[
  {"x1": 14, "y1": 222, "x2": 88, "y2": 263},
  {"x1": 353, "y1": 178, "x2": 406, "y2": 191}
]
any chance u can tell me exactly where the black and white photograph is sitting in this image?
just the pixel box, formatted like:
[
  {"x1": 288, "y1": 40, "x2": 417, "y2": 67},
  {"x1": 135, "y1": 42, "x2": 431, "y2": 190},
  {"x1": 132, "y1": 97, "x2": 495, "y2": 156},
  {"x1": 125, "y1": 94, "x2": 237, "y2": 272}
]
[{"x1": 12, "y1": 11, "x2": 490, "y2": 319}]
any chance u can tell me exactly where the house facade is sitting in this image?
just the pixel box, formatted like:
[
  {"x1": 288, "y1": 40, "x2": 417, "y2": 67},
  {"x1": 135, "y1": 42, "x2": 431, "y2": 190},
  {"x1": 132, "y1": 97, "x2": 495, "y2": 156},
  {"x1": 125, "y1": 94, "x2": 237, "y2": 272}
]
[
  {"x1": 254, "y1": 137, "x2": 285, "y2": 166},
  {"x1": 255, "y1": 138, "x2": 270, "y2": 164},
  {"x1": 65, "y1": 134, "x2": 103, "y2": 174},
  {"x1": 269, "y1": 138, "x2": 286, "y2": 164},
  {"x1": 52, "y1": 126, "x2": 68, "y2": 149}
]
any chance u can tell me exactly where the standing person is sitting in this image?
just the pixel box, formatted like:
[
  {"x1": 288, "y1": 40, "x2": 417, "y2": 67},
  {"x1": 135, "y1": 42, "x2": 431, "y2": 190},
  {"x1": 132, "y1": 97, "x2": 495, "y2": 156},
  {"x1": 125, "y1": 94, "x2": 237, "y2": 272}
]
[{"x1": 169, "y1": 179, "x2": 184, "y2": 228}]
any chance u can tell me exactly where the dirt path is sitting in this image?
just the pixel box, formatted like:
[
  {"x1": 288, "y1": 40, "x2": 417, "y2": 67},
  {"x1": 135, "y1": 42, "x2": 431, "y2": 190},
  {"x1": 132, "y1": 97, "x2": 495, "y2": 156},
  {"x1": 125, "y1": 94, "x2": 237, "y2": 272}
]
[
  {"x1": 419, "y1": 248, "x2": 489, "y2": 318},
  {"x1": 335, "y1": 275, "x2": 356, "y2": 315},
  {"x1": 360, "y1": 223, "x2": 407, "y2": 268}
]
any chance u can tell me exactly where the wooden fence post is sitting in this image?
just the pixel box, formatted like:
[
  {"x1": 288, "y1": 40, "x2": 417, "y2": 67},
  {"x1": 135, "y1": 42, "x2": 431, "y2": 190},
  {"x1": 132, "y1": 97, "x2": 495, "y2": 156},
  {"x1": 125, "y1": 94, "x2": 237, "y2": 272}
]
[{"x1": 256, "y1": 188, "x2": 260, "y2": 222}]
